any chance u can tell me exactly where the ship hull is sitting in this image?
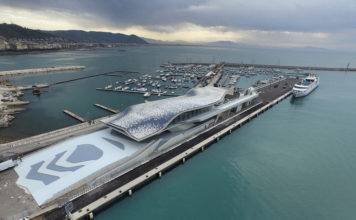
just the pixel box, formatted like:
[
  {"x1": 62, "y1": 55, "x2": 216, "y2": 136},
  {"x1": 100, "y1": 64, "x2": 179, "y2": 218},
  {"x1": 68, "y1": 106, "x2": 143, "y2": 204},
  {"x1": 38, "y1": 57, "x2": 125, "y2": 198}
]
[{"x1": 292, "y1": 79, "x2": 319, "y2": 97}]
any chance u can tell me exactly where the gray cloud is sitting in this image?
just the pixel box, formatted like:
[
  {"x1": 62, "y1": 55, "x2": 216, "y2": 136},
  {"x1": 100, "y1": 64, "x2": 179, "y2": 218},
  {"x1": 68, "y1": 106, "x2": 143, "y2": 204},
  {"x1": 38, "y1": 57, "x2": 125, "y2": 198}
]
[
  {"x1": 2, "y1": 0, "x2": 356, "y2": 49},
  {"x1": 1, "y1": 0, "x2": 356, "y2": 32}
]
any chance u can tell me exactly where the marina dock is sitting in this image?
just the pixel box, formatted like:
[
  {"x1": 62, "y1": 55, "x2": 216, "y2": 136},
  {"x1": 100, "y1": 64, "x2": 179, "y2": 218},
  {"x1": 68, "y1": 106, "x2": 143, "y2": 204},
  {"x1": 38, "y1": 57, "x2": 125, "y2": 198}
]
[
  {"x1": 96, "y1": 88, "x2": 179, "y2": 96},
  {"x1": 94, "y1": 104, "x2": 119, "y2": 114},
  {"x1": 105, "y1": 71, "x2": 140, "y2": 77},
  {"x1": 19, "y1": 84, "x2": 49, "y2": 91},
  {"x1": 63, "y1": 109, "x2": 86, "y2": 122}
]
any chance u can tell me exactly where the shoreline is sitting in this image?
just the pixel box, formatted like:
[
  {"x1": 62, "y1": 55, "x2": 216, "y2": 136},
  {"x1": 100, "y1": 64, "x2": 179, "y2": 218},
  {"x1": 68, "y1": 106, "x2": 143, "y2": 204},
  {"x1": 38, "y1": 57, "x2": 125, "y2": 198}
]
[
  {"x1": 0, "y1": 47, "x2": 96, "y2": 56},
  {"x1": 0, "y1": 44, "x2": 148, "y2": 56}
]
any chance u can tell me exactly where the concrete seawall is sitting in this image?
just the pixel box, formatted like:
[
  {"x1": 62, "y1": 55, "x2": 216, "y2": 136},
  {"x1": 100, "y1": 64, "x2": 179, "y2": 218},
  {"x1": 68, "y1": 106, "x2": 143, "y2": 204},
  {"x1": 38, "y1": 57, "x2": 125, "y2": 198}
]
[{"x1": 0, "y1": 66, "x2": 85, "y2": 77}]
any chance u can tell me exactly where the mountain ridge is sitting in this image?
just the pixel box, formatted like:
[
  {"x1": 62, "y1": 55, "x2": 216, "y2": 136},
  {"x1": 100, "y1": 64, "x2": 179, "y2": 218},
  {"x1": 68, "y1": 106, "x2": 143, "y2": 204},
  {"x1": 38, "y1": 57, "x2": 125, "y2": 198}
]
[
  {"x1": 0, "y1": 23, "x2": 147, "y2": 44},
  {"x1": 47, "y1": 30, "x2": 147, "y2": 44}
]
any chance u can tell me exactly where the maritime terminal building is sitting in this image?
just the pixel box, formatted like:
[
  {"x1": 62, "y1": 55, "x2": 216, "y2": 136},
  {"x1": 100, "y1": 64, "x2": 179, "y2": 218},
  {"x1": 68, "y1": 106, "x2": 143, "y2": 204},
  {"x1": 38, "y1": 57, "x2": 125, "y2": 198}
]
[{"x1": 2, "y1": 85, "x2": 260, "y2": 215}]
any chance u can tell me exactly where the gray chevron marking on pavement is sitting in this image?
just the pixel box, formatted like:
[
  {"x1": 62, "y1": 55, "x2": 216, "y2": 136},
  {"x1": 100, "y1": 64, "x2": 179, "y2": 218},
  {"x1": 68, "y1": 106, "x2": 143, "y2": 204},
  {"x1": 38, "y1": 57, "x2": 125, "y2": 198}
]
[
  {"x1": 26, "y1": 161, "x2": 60, "y2": 185},
  {"x1": 47, "y1": 151, "x2": 84, "y2": 172}
]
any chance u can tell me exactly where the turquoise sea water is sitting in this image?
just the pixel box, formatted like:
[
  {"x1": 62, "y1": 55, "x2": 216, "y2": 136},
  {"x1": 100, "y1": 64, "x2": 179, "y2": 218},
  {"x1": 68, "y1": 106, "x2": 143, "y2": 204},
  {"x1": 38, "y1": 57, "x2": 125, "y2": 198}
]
[{"x1": 1, "y1": 46, "x2": 356, "y2": 219}]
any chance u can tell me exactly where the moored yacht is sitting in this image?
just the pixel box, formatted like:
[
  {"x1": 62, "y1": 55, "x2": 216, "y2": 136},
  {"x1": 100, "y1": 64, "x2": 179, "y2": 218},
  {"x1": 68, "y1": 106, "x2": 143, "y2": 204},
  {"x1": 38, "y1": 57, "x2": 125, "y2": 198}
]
[
  {"x1": 292, "y1": 74, "x2": 319, "y2": 97},
  {"x1": 143, "y1": 91, "x2": 151, "y2": 97}
]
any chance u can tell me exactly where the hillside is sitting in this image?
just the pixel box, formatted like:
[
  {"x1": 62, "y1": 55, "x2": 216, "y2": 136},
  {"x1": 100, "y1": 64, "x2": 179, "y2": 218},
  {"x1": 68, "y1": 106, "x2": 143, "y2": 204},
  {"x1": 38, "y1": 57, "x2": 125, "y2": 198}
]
[
  {"x1": 0, "y1": 23, "x2": 55, "y2": 39},
  {"x1": 0, "y1": 23, "x2": 147, "y2": 44},
  {"x1": 49, "y1": 30, "x2": 147, "y2": 44}
]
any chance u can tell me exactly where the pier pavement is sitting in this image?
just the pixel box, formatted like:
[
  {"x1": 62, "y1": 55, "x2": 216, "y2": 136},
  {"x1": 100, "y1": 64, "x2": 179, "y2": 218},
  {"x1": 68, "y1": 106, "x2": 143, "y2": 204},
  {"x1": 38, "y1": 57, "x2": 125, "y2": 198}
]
[{"x1": 0, "y1": 116, "x2": 109, "y2": 162}]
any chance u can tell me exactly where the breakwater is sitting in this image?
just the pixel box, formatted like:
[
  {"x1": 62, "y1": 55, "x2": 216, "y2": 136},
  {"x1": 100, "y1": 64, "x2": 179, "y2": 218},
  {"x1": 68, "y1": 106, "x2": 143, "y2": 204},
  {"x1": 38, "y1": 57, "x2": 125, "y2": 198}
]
[
  {"x1": 0, "y1": 66, "x2": 85, "y2": 77},
  {"x1": 173, "y1": 62, "x2": 356, "y2": 72}
]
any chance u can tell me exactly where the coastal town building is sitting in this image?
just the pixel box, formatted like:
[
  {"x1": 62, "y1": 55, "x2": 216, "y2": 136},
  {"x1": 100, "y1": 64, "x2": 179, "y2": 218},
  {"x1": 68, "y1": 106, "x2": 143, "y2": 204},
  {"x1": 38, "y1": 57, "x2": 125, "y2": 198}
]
[{"x1": 0, "y1": 37, "x2": 9, "y2": 51}]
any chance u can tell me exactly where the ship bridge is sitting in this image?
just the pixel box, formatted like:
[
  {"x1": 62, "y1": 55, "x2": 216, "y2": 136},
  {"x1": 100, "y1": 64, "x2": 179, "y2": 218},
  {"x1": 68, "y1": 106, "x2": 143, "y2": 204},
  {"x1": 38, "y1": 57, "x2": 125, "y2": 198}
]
[{"x1": 101, "y1": 86, "x2": 227, "y2": 141}]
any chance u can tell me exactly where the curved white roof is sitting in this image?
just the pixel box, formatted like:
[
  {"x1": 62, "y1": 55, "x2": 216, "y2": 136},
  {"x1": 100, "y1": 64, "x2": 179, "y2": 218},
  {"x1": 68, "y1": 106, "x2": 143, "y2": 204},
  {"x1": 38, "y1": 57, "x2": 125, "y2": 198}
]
[{"x1": 103, "y1": 86, "x2": 227, "y2": 141}]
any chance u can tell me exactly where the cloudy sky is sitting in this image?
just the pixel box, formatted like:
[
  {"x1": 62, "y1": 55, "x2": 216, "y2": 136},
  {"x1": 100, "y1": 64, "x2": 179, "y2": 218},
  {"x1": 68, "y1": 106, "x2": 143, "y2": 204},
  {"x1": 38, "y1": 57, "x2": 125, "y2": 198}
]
[{"x1": 1, "y1": 0, "x2": 356, "y2": 49}]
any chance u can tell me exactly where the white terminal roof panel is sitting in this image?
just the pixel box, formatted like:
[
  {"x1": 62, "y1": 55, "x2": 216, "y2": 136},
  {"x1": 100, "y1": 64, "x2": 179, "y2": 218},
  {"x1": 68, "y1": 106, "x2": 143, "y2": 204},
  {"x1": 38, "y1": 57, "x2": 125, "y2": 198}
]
[
  {"x1": 15, "y1": 128, "x2": 144, "y2": 205},
  {"x1": 102, "y1": 86, "x2": 227, "y2": 141}
]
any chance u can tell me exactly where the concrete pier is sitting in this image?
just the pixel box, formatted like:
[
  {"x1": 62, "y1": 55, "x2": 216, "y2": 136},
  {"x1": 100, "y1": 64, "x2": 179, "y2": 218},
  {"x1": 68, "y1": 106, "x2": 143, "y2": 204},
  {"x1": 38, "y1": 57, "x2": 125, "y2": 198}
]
[
  {"x1": 96, "y1": 88, "x2": 179, "y2": 96},
  {"x1": 94, "y1": 104, "x2": 119, "y2": 114},
  {"x1": 1, "y1": 100, "x2": 30, "y2": 106},
  {"x1": 0, "y1": 84, "x2": 49, "y2": 92},
  {"x1": 63, "y1": 109, "x2": 86, "y2": 123},
  {"x1": 0, "y1": 66, "x2": 85, "y2": 77},
  {"x1": 0, "y1": 116, "x2": 109, "y2": 162}
]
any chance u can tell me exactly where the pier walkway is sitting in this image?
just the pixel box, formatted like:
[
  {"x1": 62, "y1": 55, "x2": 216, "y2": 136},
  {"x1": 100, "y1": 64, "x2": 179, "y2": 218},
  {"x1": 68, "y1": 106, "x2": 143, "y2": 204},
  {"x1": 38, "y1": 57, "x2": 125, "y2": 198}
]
[
  {"x1": 94, "y1": 104, "x2": 119, "y2": 114},
  {"x1": 63, "y1": 109, "x2": 86, "y2": 122}
]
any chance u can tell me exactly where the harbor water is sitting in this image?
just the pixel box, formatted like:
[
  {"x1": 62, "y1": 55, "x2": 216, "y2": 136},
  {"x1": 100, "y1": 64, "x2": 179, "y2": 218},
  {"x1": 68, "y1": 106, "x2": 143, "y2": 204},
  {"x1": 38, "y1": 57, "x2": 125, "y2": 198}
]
[{"x1": 1, "y1": 46, "x2": 356, "y2": 219}]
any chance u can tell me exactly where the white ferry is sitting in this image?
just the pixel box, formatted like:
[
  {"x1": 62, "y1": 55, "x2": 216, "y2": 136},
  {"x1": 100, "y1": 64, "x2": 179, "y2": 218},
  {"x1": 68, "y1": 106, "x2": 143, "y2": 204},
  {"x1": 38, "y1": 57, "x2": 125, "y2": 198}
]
[{"x1": 292, "y1": 74, "x2": 319, "y2": 97}]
